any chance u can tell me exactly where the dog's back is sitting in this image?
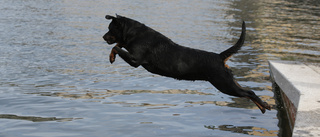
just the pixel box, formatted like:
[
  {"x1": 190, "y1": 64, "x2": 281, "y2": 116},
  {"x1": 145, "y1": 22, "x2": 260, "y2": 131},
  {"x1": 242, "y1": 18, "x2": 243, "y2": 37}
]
[{"x1": 138, "y1": 22, "x2": 246, "y2": 81}]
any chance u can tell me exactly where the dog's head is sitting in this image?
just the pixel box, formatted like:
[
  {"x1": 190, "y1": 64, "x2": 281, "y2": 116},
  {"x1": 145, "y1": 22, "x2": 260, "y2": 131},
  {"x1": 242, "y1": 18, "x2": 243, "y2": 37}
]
[{"x1": 103, "y1": 14, "x2": 124, "y2": 44}]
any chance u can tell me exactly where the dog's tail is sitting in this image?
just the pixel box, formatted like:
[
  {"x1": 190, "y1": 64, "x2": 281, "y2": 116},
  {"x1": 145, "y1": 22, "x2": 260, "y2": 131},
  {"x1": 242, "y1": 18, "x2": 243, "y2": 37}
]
[{"x1": 219, "y1": 21, "x2": 246, "y2": 63}]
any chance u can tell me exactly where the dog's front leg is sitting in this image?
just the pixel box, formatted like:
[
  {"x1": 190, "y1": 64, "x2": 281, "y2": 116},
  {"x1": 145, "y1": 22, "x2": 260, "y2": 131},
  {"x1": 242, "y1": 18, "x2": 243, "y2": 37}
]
[
  {"x1": 112, "y1": 46, "x2": 141, "y2": 68},
  {"x1": 109, "y1": 43, "x2": 125, "y2": 64}
]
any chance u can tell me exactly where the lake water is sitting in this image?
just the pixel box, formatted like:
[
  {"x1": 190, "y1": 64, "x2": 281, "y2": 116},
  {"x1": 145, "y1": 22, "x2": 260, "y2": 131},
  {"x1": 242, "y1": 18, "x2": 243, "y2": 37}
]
[{"x1": 0, "y1": 0, "x2": 319, "y2": 136}]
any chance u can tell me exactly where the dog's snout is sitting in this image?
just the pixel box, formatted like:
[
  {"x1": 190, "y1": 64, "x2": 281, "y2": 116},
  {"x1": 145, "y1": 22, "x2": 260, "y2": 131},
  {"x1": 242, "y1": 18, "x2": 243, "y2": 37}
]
[
  {"x1": 103, "y1": 33, "x2": 116, "y2": 44},
  {"x1": 103, "y1": 33, "x2": 108, "y2": 40}
]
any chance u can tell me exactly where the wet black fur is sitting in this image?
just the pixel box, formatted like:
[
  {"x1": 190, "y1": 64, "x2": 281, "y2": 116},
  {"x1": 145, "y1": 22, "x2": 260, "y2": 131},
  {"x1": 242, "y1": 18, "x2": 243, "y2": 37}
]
[{"x1": 103, "y1": 15, "x2": 271, "y2": 113}]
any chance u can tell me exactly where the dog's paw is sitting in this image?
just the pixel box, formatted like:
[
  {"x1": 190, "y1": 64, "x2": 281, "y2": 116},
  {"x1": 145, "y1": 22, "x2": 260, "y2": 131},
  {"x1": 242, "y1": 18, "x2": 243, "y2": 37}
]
[
  {"x1": 109, "y1": 54, "x2": 115, "y2": 64},
  {"x1": 109, "y1": 49, "x2": 117, "y2": 64},
  {"x1": 264, "y1": 102, "x2": 271, "y2": 110},
  {"x1": 109, "y1": 54, "x2": 116, "y2": 64}
]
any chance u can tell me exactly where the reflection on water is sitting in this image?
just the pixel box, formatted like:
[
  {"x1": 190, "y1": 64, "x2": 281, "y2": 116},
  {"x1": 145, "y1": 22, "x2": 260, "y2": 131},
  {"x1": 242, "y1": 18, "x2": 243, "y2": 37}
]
[
  {"x1": 29, "y1": 89, "x2": 212, "y2": 99},
  {"x1": 29, "y1": 89, "x2": 275, "y2": 111},
  {"x1": 0, "y1": 0, "x2": 319, "y2": 136},
  {"x1": 186, "y1": 95, "x2": 275, "y2": 110},
  {"x1": 205, "y1": 125, "x2": 278, "y2": 136},
  {"x1": 228, "y1": 0, "x2": 320, "y2": 63},
  {"x1": 254, "y1": 0, "x2": 320, "y2": 62},
  {"x1": 0, "y1": 114, "x2": 81, "y2": 122}
]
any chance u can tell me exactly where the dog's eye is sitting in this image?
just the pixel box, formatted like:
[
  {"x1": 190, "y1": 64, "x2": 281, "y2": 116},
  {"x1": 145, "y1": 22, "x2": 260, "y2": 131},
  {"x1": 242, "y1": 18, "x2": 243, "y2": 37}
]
[{"x1": 109, "y1": 23, "x2": 120, "y2": 30}]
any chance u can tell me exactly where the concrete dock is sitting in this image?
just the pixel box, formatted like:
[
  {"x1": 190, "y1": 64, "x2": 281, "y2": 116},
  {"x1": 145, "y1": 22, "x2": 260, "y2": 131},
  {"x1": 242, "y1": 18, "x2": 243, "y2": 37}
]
[{"x1": 269, "y1": 61, "x2": 320, "y2": 137}]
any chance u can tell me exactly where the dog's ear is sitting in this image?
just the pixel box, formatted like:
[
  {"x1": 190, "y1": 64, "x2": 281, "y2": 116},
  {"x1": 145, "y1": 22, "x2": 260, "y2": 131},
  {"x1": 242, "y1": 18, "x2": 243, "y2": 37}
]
[
  {"x1": 105, "y1": 15, "x2": 115, "y2": 20},
  {"x1": 116, "y1": 14, "x2": 123, "y2": 18}
]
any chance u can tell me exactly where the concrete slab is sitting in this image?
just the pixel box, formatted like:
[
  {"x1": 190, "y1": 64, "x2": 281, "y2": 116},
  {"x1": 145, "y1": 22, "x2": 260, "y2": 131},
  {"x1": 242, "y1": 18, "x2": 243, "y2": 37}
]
[{"x1": 269, "y1": 61, "x2": 320, "y2": 137}]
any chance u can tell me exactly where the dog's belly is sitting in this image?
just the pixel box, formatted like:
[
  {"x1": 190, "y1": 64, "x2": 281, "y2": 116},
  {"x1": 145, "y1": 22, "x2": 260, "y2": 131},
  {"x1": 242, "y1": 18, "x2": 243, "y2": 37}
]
[{"x1": 142, "y1": 63, "x2": 207, "y2": 81}]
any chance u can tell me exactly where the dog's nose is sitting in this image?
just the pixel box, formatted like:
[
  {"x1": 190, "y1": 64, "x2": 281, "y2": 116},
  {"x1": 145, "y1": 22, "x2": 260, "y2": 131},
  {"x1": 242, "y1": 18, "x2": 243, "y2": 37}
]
[{"x1": 103, "y1": 34, "x2": 109, "y2": 41}]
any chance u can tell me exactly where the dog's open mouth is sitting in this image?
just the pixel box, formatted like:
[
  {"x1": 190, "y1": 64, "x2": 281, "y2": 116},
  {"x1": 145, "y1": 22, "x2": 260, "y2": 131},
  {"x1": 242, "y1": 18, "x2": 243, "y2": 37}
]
[
  {"x1": 105, "y1": 39, "x2": 116, "y2": 45},
  {"x1": 106, "y1": 40, "x2": 113, "y2": 44}
]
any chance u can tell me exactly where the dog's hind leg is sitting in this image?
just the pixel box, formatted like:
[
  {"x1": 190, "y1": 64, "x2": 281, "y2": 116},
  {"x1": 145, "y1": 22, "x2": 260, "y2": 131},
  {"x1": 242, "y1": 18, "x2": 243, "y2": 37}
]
[{"x1": 208, "y1": 72, "x2": 271, "y2": 113}]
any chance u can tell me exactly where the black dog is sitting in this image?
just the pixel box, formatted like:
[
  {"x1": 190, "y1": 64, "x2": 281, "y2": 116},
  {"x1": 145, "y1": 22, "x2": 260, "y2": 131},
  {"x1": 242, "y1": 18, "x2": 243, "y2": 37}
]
[{"x1": 103, "y1": 15, "x2": 271, "y2": 113}]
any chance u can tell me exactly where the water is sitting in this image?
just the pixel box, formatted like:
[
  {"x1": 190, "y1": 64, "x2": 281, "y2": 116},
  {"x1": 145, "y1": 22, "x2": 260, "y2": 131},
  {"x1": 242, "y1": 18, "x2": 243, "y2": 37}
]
[{"x1": 0, "y1": 0, "x2": 319, "y2": 136}]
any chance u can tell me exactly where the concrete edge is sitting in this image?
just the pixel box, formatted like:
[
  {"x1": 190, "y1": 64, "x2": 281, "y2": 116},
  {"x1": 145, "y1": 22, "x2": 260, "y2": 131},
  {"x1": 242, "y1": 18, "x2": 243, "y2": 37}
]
[
  {"x1": 269, "y1": 61, "x2": 301, "y2": 108},
  {"x1": 269, "y1": 60, "x2": 320, "y2": 137}
]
